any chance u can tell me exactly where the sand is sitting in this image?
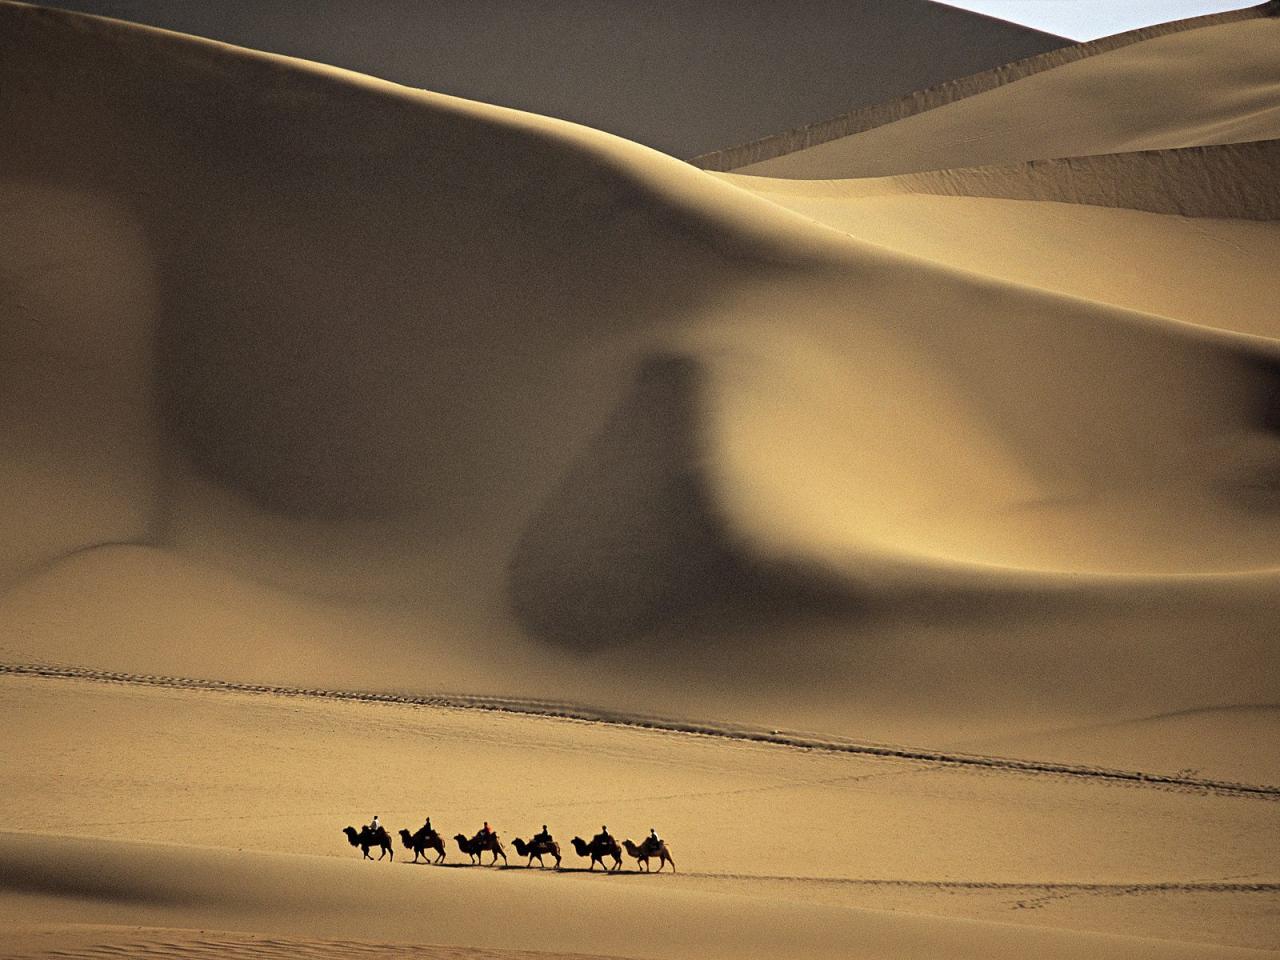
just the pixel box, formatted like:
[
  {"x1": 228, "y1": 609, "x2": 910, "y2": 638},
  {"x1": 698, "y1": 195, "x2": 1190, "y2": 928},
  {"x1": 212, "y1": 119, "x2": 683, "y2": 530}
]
[
  {"x1": 2, "y1": 673, "x2": 1278, "y2": 957},
  {"x1": 30, "y1": 0, "x2": 1067, "y2": 159},
  {"x1": 2, "y1": 2, "x2": 1278, "y2": 957},
  {"x1": 735, "y1": 9, "x2": 1280, "y2": 177}
]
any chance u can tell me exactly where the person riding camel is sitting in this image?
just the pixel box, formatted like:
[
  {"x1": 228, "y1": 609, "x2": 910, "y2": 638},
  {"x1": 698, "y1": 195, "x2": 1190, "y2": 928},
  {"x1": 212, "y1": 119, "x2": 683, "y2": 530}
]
[
  {"x1": 422, "y1": 817, "x2": 435, "y2": 838},
  {"x1": 473, "y1": 821, "x2": 495, "y2": 846},
  {"x1": 533, "y1": 824, "x2": 553, "y2": 845},
  {"x1": 592, "y1": 825, "x2": 614, "y2": 847},
  {"x1": 368, "y1": 815, "x2": 381, "y2": 836},
  {"x1": 647, "y1": 827, "x2": 662, "y2": 851}
]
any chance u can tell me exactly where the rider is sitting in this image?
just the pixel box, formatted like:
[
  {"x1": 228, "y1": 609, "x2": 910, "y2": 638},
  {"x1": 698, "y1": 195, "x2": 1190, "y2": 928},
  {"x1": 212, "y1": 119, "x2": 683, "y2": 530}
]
[
  {"x1": 421, "y1": 816, "x2": 435, "y2": 838},
  {"x1": 647, "y1": 827, "x2": 662, "y2": 849},
  {"x1": 368, "y1": 815, "x2": 381, "y2": 836},
  {"x1": 474, "y1": 820, "x2": 495, "y2": 845},
  {"x1": 532, "y1": 823, "x2": 553, "y2": 845},
  {"x1": 592, "y1": 825, "x2": 614, "y2": 847}
]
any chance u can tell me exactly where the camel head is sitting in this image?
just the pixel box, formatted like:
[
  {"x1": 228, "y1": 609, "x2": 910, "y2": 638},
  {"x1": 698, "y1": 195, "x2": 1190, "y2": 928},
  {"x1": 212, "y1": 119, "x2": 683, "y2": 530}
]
[
  {"x1": 570, "y1": 836, "x2": 589, "y2": 855},
  {"x1": 453, "y1": 833, "x2": 470, "y2": 849},
  {"x1": 399, "y1": 829, "x2": 413, "y2": 847},
  {"x1": 342, "y1": 826, "x2": 360, "y2": 846},
  {"x1": 622, "y1": 839, "x2": 639, "y2": 855}
]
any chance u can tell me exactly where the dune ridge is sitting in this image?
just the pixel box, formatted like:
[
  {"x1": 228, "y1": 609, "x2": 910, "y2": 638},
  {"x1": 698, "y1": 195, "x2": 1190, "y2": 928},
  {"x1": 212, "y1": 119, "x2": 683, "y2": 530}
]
[
  {"x1": 733, "y1": 12, "x2": 1280, "y2": 178},
  {"x1": 730, "y1": 138, "x2": 1280, "y2": 220},
  {"x1": 27, "y1": 0, "x2": 1069, "y2": 160},
  {"x1": 692, "y1": 1, "x2": 1279, "y2": 171}
]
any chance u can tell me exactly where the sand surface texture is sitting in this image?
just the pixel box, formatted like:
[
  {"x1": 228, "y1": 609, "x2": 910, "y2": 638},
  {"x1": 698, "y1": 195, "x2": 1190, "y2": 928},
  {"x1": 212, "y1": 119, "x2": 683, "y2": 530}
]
[{"x1": 2, "y1": 2, "x2": 1278, "y2": 957}]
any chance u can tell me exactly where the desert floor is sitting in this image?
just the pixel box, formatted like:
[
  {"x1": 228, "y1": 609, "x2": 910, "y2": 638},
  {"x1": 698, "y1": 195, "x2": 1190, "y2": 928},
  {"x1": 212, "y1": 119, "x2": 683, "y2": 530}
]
[{"x1": 2, "y1": 669, "x2": 1278, "y2": 958}]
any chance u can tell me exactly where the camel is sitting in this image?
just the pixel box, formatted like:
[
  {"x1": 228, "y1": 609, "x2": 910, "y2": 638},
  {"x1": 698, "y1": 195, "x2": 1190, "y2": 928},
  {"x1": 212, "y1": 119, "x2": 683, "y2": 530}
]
[
  {"x1": 399, "y1": 826, "x2": 446, "y2": 864},
  {"x1": 454, "y1": 832, "x2": 508, "y2": 866},
  {"x1": 512, "y1": 837, "x2": 561, "y2": 869},
  {"x1": 623, "y1": 838, "x2": 676, "y2": 872},
  {"x1": 343, "y1": 825, "x2": 393, "y2": 861},
  {"x1": 570, "y1": 836, "x2": 622, "y2": 872}
]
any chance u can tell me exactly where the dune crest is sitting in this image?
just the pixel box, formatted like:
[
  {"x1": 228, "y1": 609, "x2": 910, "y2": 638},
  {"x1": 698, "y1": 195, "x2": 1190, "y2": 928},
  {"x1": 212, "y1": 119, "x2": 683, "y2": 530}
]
[{"x1": 731, "y1": 11, "x2": 1280, "y2": 178}]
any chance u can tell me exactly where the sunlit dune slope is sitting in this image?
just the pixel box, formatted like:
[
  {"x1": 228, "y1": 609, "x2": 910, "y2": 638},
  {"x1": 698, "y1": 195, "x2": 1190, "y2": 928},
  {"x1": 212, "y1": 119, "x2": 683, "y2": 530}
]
[
  {"x1": 719, "y1": 183, "x2": 1280, "y2": 336},
  {"x1": 732, "y1": 138, "x2": 1280, "y2": 220},
  {"x1": 2, "y1": 2, "x2": 1280, "y2": 730},
  {"x1": 737, "y1": 13, "x2": 1280, "y2": 178}
]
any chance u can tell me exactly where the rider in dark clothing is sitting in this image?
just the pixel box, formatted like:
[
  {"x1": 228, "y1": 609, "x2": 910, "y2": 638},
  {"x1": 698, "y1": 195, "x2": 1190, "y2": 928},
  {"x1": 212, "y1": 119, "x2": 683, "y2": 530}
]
[
  {"x1": 474, "y1": 821, "x2": 495, "y2": 845},
  {"x1": 422, "y1": 817, "x2": 435, "y2": 838},
  {"x1": 592, "y1": 825, "x2": 614, "y2": 847},
  {"x1": 533, "y1": 824, "x2": 553, "y2": 845}
]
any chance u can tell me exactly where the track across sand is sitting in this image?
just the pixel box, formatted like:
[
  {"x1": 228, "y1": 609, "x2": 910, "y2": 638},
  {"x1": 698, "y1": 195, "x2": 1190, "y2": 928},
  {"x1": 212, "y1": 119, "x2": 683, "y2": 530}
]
[
  {"x1": 8, "y1": 932, "x2": 625, "y2": 960},
  {"x1": 3, "y1": 662, "x2": 1277, "y2": 801},
  {"x1": 687, "y1": 874, "x2": 1280, "y2": 894}
]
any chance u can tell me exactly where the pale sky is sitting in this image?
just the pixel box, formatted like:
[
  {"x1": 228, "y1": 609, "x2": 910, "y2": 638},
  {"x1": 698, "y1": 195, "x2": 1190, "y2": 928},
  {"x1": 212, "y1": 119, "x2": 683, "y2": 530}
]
[{"x1": 935, "y1": 0, "x2": 1259, "y2": 40}]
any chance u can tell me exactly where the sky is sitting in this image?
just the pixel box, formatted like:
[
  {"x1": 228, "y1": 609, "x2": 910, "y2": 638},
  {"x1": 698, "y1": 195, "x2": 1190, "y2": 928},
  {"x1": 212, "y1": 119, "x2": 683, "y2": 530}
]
[{"x1": 935, "y1": 0, "x2": 1259, "y2": 40}]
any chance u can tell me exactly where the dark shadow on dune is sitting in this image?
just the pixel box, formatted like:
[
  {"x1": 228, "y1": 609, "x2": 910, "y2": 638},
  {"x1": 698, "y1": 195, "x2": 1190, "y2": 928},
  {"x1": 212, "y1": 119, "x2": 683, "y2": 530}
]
[
  {"x1": 508, "y1": 354, "x2": 861, "y2": 652},
  {"x1": 0, "y1": 855, "x2": 188, "y2": 906},
  {"x1": 1218, "y1": 351, "x2": 1280, "y2": 510}
]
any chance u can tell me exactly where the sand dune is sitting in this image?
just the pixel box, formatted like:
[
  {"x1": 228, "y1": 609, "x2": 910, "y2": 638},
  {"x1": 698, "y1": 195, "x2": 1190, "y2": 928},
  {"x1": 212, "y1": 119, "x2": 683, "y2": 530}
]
[
  {"x1": 2, "y1": 2, "x2": 1279, "y2": 956},
  {"x1": 735, "y1": 11, "x2": 1280, "y2": 177},
  {"x1": 2, "y1": 0, "x2": 1280, "y2": 734},
  {"x1": 30, "y1": 0, "x2": 1067, "y2": 159},
  {"x1": 732, "y1": 138, "x2": 1280, "y2": 220},
  {"x1": 692, "y1": 2, "x2": 1275, "y2": 171},
  {"x1": 719, "y1": 183, "x2": 1280, "y2": 334}
]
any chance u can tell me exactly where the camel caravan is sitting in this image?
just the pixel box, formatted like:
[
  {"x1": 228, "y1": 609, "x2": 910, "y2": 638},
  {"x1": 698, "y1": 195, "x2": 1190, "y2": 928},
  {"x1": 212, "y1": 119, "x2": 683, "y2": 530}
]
[{"x1": 342, "y1": 816, "x2": 675, "y2": 873}]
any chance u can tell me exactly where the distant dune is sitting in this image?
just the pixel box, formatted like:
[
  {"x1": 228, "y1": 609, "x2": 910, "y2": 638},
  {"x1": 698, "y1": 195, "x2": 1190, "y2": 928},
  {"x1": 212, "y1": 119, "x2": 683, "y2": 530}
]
[{"x1": 698, "y1": 1, "x2": 1279, "y2": 172}]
